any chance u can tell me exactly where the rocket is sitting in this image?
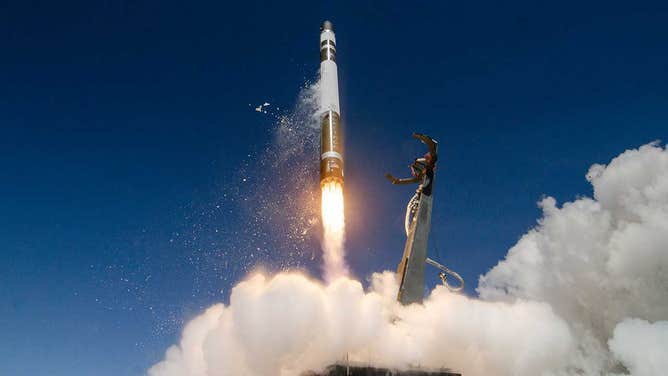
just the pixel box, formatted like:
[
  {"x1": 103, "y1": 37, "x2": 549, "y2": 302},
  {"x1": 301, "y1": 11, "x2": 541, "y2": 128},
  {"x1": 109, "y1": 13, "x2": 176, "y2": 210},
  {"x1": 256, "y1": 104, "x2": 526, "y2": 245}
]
[{"x1": 319, "y1": 20, "x2": 344, "y2": 186}]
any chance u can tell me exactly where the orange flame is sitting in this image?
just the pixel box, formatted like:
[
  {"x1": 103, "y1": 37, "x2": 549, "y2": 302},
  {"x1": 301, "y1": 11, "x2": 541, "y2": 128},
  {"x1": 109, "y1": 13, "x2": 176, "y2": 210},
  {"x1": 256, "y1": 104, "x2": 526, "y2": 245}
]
[{"x1": 321, "y1": 180, "x2": 347, "y2": 281}]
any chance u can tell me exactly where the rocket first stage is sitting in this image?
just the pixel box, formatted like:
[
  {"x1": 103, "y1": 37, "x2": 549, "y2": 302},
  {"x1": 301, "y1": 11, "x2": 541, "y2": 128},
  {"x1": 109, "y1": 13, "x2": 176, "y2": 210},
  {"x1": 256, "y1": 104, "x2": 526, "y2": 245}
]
[{"x1": 319, "y1": 21, "x2": 344, "y2": 186}]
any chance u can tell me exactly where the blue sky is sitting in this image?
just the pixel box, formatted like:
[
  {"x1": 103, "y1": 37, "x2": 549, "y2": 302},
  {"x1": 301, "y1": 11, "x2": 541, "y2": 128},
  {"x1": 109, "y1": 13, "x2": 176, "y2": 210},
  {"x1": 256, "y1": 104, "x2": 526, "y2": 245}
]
[{"x1": 1, "y1": 1, "x2": 667, "y2": 375}]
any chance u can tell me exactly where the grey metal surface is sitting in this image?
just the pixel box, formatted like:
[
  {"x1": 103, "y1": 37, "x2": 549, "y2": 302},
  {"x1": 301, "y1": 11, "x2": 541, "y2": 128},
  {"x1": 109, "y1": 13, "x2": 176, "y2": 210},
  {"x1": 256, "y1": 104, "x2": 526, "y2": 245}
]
[
  {"x1": 305, "y1": 364, "x2": 461, "y2": 376},
  {"x1": 396, "y1": 192, "x2": 433, "y2": 305}
]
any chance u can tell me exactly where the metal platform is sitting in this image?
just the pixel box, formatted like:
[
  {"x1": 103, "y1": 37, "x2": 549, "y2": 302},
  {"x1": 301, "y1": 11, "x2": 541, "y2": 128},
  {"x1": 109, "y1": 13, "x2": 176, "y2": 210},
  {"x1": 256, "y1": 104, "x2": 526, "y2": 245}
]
[{"x1": 305, "y1": 364, "x2": 461, "y2": 376}]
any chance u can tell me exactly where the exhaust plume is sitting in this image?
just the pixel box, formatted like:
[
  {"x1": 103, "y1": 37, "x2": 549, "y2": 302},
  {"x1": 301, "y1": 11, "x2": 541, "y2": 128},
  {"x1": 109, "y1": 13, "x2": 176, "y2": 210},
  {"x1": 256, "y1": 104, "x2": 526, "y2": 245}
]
[{"x1": 321, "y1": 180, "x2": 348, "y2": 281}]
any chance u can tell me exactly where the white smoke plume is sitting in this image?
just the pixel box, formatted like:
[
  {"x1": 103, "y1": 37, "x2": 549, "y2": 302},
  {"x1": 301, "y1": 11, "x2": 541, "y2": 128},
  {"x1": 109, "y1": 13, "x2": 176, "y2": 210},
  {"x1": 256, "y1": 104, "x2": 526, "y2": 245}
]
[
  {"x1": 150, "y1": 143, "x2": 668, "y2": 376},
  {"x1": 149, "y1": 272, "x2": 572, "y2": 376},
  {"x1": 609, "y1": 319, "x2": 668, "y2": 376},
  {"x1": 478, "y1": 142, "x2": 668, "y2": 374}
]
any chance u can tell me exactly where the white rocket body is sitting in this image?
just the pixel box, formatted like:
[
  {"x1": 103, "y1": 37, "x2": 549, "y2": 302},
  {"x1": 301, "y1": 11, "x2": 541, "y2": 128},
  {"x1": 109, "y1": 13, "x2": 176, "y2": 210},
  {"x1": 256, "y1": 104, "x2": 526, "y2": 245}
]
[
  {"x1": 319, "y1": 21, "x2": 344, "y2": 185},
  {"x1": 319, "y1": 23, "x2": 340, "y2": 116}
]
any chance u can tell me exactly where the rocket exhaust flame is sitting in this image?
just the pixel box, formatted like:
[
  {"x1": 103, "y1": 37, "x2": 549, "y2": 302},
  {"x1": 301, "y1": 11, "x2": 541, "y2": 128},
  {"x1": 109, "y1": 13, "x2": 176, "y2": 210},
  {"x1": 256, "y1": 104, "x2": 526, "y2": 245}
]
[
  {"x1": 321, "y1": 180, "x2": 347, "y2": 281},
  {"x1": 321, "y1": 181, "x2": 344, "y2": 233}
]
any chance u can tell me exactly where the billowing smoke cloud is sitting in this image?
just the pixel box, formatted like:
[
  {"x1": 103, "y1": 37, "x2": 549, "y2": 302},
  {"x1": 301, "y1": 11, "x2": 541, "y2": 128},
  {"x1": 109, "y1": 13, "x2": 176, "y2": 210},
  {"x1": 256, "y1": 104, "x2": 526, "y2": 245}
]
[
  {"x1": 150, "y1": 143, "x2": 668, "y2": 376},
  {"x1": 149, "y1": 272, "x2": 572, "y2": 376},
  {"x1": 478, "y1": 142, "x2": 668, "y2": 374},
  {"x1": 609, "y1": 319, "x2": 668, "y2": 376}
]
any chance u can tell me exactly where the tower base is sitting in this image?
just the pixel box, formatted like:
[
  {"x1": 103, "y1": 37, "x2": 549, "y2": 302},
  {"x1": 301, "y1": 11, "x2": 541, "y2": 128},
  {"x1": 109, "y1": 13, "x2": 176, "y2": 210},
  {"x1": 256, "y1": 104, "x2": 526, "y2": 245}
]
[{"x1": 305, "y1": 364, "x2": 461, "y2": 376}]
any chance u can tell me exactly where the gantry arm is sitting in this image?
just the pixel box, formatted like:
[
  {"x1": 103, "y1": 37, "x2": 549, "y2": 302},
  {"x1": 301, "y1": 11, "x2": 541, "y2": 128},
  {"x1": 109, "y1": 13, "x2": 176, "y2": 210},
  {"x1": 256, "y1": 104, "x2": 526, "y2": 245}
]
[
  {"x1": 412, "y1": 133, "x2": 438, "y2": 164},
  {"x1": 385, "y1": 173, "x2": 420, "y2": 185}
]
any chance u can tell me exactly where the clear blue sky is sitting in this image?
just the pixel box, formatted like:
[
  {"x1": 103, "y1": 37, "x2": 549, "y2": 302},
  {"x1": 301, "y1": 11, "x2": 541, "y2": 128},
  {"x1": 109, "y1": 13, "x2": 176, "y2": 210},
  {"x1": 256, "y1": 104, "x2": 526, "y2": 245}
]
[{"x1": 1, "y1": 1, "x2": 667, "y2": 375}]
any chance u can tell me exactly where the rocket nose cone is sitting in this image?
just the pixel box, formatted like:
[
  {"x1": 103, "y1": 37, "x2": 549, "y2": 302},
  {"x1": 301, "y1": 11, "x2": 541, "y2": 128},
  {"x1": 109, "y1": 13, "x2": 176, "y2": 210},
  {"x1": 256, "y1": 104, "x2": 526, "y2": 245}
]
[{"x1": 320, "y1": 20, "x2": 334, "y2": 32}]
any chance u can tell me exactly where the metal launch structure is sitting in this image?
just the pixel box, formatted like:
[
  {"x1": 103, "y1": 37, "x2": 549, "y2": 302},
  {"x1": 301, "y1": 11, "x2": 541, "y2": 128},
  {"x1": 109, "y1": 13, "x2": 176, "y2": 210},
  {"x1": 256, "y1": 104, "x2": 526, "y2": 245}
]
[
  {"x1": 306, "y1": 364, "x2": 461, "y2": 376},
  {"x1": 386, "y1": 134, "x2": 464, "y2": 305}
]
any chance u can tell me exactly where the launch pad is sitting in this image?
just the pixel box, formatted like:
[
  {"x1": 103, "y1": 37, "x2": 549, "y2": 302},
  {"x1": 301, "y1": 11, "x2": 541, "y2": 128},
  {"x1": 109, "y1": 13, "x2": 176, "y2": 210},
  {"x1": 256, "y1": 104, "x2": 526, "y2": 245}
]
[{"x1": 305, "y1": 364, "x2": 461, "y2": 376}]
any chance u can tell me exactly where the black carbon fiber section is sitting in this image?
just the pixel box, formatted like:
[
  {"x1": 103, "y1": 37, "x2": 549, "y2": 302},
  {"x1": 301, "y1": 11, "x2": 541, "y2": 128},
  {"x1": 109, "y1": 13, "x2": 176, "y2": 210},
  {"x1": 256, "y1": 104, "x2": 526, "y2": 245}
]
[{"x1": 320, "y1": 46, "x2": 336, "y2": 62}]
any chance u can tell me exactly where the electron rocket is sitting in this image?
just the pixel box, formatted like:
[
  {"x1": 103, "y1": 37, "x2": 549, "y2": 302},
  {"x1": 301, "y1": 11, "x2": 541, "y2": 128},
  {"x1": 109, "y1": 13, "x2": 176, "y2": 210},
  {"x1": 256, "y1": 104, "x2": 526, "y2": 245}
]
[{"x1": 319, "y1": 20, "x2": 344, "y2": 186}]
